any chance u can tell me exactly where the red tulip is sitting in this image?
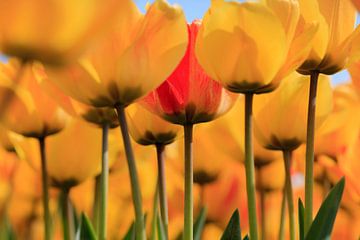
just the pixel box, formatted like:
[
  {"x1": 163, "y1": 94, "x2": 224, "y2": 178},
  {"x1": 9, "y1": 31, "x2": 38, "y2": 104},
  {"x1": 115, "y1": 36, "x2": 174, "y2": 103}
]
[{"x1": 142, "y1": 20, "x2": 237, "y2": 125}]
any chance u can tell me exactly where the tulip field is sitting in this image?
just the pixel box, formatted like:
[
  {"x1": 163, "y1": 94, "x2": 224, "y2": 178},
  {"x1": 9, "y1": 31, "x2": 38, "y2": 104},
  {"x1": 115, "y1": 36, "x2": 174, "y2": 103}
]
[{"x1": 1, "y1": 0, "x2": 360, "y2": 239}]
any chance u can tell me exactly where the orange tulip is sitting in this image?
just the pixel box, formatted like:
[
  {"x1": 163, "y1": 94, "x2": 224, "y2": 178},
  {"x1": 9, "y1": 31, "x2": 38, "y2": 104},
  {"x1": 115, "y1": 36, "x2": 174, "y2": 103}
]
[
  {"x1": 0, "y1": 59, "x2": 69, "y2": 138},
  {"x1": 0, "y1": 0, "x2": 126, "y2": 65},
  {"x1": 45, "y1": 0, "x2": 188, "y2": 108}
]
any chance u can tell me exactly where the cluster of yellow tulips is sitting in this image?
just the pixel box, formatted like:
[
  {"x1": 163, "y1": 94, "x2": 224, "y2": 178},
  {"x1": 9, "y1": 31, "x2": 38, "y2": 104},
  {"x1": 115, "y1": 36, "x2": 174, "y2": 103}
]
[{"x1": 0, "y1": 0, "x2": 360, "y2": 239}]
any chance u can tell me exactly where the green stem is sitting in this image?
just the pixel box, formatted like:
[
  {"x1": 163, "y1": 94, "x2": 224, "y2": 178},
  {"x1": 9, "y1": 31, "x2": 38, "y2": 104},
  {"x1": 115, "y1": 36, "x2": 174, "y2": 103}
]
[
  {"x1": 156, "y1": 144, "x2": 169, "y2": 239},
  {"x1": 99, "y1": 123, "x2": 109, "y2": 240},
  {"x1": 244, "y1": 93, "x2": 258, "y2": 240},
  {"x1": 61, "y1": 188, "x2": 74, "y2": 240},
  {"x1": 260, "y1": 190, "x2": 266, "y2": 240},
  {"x1": 283, "y1": 150, "x2": 295, "y2": 240},
  {"x1": 39, "y1": 137, "x2": 51, "y2": 240},
  {"x1": 150, "y1": 183, "x2": 159, "y2": 240},
  {"x1": 304, "y1": 71, "x2": 319, "y2": 233},
  {"x1": 184, "y1": 124, "x2": 193, "y2": 240},
  {"x1": 278, "y1": 189, "x2": 286, "y2": 240},
  {"x1": 93, "y1": 175, "x2": 101, "y2": 233},
  {"x1": 115, "y1": 105, "x2": 146, "y2": 240}
]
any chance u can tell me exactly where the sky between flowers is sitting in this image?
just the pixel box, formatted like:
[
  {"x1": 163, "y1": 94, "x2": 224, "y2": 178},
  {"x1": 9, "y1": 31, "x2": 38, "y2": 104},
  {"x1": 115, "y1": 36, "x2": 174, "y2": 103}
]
[{"x1": 0, "y1": 0, "x2": 358, "y2": 86}]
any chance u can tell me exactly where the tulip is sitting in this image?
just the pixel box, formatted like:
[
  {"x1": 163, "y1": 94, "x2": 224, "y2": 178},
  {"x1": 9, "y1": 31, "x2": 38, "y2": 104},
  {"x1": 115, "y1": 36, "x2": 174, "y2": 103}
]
[
  {"x1": 142, "y1": 20, "x2": 237, "y2": 125},
  {"x1": 295, "y1": 0, "x2": 359, "y2": 230},
  {"x1": 195, "y1": 1, "x2": 317, "y2": 237},
  {"x1": 142, "y1": 20, "x2": 236, "y2": 240},
  {"x1": 352, "y1": 0, "x2": 360, "y2": 11},
  {"x1": 127, "y1": 104, "x2": 180, "y2": 147},
  {"x1": 0, "y1": 58, "x2": 70, "y2": 239},
  {"x1": 315, "y1": 83, "x2": 360, "y2": 158},
  {"x1": 297, "y1": 0, "x2": 359, "y2": 75},
  {"x1": 0, "y1": 59, "x2": 69, "y2": 138},
  {"x1": 44, "y1": 2, "x2": 188, "y2": 237},
  {"x1": 0, "y1": 0, "x2": 126, "y2": 65},
  {"x1": 127, "y1": 104, "x2": 180, "y2": 238},
  {"x1": 254, "y1": 72, "x2": 332, "y2": 151}
]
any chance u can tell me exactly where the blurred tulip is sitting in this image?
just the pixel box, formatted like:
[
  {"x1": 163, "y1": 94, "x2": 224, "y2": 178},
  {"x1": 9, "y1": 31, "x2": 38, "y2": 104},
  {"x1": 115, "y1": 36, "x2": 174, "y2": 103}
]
[
  {"x1": 315, "y1": 83, "x2": 360, "y2": 157},
  {"x1": 143, "y1": 20, "x2": 237, "y2": 125},
  {"x1": 0, "y1": 59, "x2": 69, "y2": 138},
  {"x1": 352, "y1": 0, "x2": 360, "y2": 11},
  {"x1": 34, "y1": 62, "x2": 120, "y2": 129},
  {"x1": 297, "y1": 0, "x2": 360, "y2": 75},
  {"x1": 14, "y1": 120, "x2": 120, "y2": 188},
  {"x1": 196, "y1": 0, "x2": 317, "y2": 93},
  {"x1": 256, "y1": 160, "x2": 285, "y2": 192},
  {"x1": 46, "y1": 0, "x2": 188, "y2": 108},
  {"x1": 254, "y1": 72, "x2": 332, "y2": 151},
  {"x1": 0, "y1": 0, "x2": 126, "y2": 65},
  {"x1": 127, "y1": 104, "x2": 181, "y2": 146}
]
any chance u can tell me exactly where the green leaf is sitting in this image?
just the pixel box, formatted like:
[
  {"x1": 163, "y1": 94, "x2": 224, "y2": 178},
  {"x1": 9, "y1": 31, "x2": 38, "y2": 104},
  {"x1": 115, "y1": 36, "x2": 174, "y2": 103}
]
[
  {"x1": 305, "y1": 177, "x2": 345, "y2": 240},
  {"x1": 123, "y1": 222, "x2": 135, "y2": 240},
  {"x1": 221, "y1": 209, "x2": 241, "y2": 240},
  {"x1": 194, "y1": 207, "x2": 207, "y2": 240},
  {"x1": 76, "y1": 213, "x2": 97, "y2": 240},
  {"x1": 243, "y1": 235, "x2": 249, "y2": 240},
  {"x1": 156, "y1": 213, "x2": 166, "y2": 240},
  {"x1": 298, "y1": 199, "x2": 305, "y2": 240}
]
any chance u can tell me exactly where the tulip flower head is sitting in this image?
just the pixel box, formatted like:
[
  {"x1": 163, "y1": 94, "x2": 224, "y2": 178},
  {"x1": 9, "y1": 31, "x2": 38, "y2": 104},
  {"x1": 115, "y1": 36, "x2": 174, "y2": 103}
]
[
  {"x1": 297, "y1": 0, "x2": 360, "y2": 75},
  {"x1": 0, "y1": 0, "x2": 126, "y2": 65},
  {"x1": 253, "y1": 72, "x2": 332, "y2": 151},
  {"x1": 127, "y1": 104, "x2": 181, "y2": 146},
  {"x1": 143, "y1": 20, "x2": 237, "y2": 125},
  {"x1": 0, "y1": 59, "x2": 69, "y2": 138},
  {"x1": 196, "y1": 0, "x2": 318, "y2": 94},
  {"x1": 46, "y1": 0, "x2": 188, "y2": 108}
]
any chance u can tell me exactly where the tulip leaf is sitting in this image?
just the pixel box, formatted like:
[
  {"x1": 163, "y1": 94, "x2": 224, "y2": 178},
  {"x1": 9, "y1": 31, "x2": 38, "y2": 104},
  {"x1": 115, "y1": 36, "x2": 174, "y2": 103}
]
[
  {"x1": 194, "y1": 207, "x2": 207, "y2": 240},
  {"x1": 305, "y1": 177, "x2": 345, "y2": 240},
  {"x1": 123, "y1": 222, "x2": 135, "y2": 240},
  {"x1": 157, "y1": 213, "x2": 166, "y2": 240},
  {"x1": 76, "y1": 213, "x2": 97, "y2": 240},
  {"x1": 298, "y1": 199, "x2": 305, "y2": 240},
  {"x1": 221, "y1": 209, "x2": 241, "y2": 240}
]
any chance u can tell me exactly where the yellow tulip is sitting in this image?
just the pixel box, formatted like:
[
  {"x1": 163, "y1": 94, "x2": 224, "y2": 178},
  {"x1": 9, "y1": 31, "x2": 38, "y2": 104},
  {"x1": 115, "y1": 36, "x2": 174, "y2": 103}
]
[
  {"x1": 127, "y1": 104, "x2": 181, "y2": 146},
  {"x1": 196, "y1": 0, "x2": 317, "y2": 93},
  {"x1": 33, "y1": 62, "x2": 119, "y2": 128},
  {"x1": 0, "y1": 59, "x2": 69, "y2": 138},
  {"x1": 14, "y1": 119, "x2": 120, "y2": 187},
  {"x1": 254, "y1": 72, "x2": 332, "y2": 151},
  {"x1": 315, "y1": 83, "x2": 360, "y2": 157},
  {"x1": 297, "y1": 0, "x2": 360, "y2": 75},
  {"x1": 352, "y1": 0, "x2": 360, "y2": 11},
  {"x1": 45, "y1": 0, "x2": 188, "y2": 108},
  {"x1": 0, "y1": 0, "x2": 125, "y2": 65},
  {"x1": 256, "y1": 159, "x2": 285, "y2": 192}
]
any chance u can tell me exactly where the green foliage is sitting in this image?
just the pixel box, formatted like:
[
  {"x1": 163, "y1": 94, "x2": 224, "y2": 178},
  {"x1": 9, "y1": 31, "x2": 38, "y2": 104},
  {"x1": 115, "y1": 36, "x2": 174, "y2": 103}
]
[
  {"x1": 76, "y1": 213, "x2": 97, "y2": 240},
  {"x1": 221, "y1": 209, "x2": 241, "y2": 240},
  {"x1": 305, "y1": 178, "x2": 345, "y2": 240}
]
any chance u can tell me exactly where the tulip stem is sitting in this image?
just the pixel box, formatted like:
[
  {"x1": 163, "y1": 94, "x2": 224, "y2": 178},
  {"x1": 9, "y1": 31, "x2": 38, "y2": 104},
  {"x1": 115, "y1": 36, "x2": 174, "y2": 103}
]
[
  {"x1": 260, "y1": 190, "x2": 266, "y2": 240},
  {"x1": 156, "y1": 144, "x2": 169, "y2": 239},
  {"x1": 61, "y1": 188, "x2": 74, "y2": 240},
  {"x1": 244, "y1": 93, "x2": 258, "y2": 240},
  {"x1": 283, "y1": 150, "x2": 295, "y2": 240},
  {"x1": 92, "y1": 175, "x2": 101, "y2": 233},
  {"x1": 150, "y1": 182, "x2": 159, "y2": 240},
  {"x1": 39, "y1": 137, "x2": 51, "y2": 240},
  {"x1": 115, "y1": 105, "x2": 146, "y2": 240},
  {"x1": 184, "y1": 124, "x2": 193, "y2": 240},
  {"x1": 304, "y1": 71, "x2": 319, "y2": 233},
  {"x1": 99, "y1": 123, "x2": 109, "y2": 240},
  {"x1": 278, "y1": 188, "x2": 286, "y2": 240}
]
